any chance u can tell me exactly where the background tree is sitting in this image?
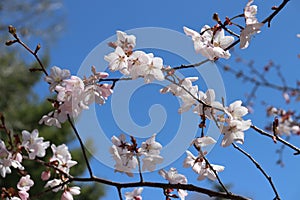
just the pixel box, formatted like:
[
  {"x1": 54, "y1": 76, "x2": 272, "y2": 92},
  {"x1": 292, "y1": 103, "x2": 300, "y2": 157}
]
[{"x1": 0, "y1": 1, "x2": 105, "y2": 199}]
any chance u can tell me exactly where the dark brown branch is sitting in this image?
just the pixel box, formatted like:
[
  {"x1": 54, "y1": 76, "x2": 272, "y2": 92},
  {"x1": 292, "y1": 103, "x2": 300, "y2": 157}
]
[
  {"x1": 71, "y1": 177, "x2": 250, "y2": 200},
  {"x1": 232, "y1": 143, "x2": 281, "y2": 200},
  {"x1": 261, "y1": 0, "x2": 290, "y2": 27},
  {"x1": 251, "y1": 124, "x2": 300, "y2": 155},
  {"x1": 117, "y1": 186, "x2": 123, "y2": 200},
  {"x1": 172, "y1": 59, "x2": 210, "y2": 70},
  {"x1": 67, "y1": 114, "x2": 94, "y2": 177},
  {"x1": 7, "y1": 25, "x2": 48, "y2": 76}
]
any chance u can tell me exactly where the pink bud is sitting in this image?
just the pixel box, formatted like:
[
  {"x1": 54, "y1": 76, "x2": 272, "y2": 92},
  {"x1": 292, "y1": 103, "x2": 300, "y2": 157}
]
[{"x1": 41, "y1": 170, "x2": 51, "y2": 181}]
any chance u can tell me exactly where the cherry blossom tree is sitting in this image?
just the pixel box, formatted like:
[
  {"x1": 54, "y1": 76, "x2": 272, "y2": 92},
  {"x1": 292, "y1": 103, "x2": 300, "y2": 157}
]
[{"x1": 2, "y1": 0, "x2": 299, "y2": 200}]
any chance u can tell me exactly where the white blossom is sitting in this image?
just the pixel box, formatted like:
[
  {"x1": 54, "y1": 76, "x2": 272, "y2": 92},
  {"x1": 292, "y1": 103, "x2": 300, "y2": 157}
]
[
  {"x1": 21, "y1": 129, "x2": 50, "y2": 160},
  {"x1": 183, "y1": 151, "x2": 224, "y2": 181},
  {"x1": 125, "y1": 187, "x2": 143, "y2": 200},
  {"x1": 0, "y1": 140, "x2": 24, "y2": 178},
  {"x1": 44, "y1": 179, "x2": 63, "y2": 192},
  {"x1": 113, "y1": 30, "x2": 136, "y2": 51},
  {"x1": 161, "y1": 77, "x2": 199, "y2": 113},
  {"x1": 110, "y1": 135, "x2": 138, "y2": 177},
  {"x1": 193, "y1": 89, "x2": 223, "y2": 119},
  {"x1": 44, "y1": 66, "x2": 70, "y2": 92},
  {"x1": 221, "y1": 119, "x2": 251, "y2": 147},
  {"x1": 191, "y1": 136, "x2": 216, "y2": 149},
  {"x1": 17, "y1": 175, "x2": 34, "y2": 191},
  {"x1": 104, "y1": 46, "x2": 129, "y2": 75},
  {"x1": 159, "y1": 168, "x2": 188, "y2": 200},
  {"x1": 134, "y1": 55, "x2": 165, "y2": 83},
  {"x1": 50, "y1": 144, "x2": 77, "y2": 174},
  {"x1": 61, "y1": 186, "x2": 81, "y2": 200},
  {"x1": 183, "y1": 25, "x2": 234, "y2": 60}
]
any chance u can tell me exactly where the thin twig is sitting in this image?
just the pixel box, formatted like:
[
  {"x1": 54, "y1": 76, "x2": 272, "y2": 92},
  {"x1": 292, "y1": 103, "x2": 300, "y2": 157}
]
[
  {"x1": 172, "y1": 59, "x2": 210, "y2": 70},
  {"x1": 7, "y1": 26, "x2": 48, "y2": 76},
  {"x1": 67, "y1": 114, "x2": 94, "y2": 177},
  {"x1": 251, "y1": 124, "x2": 300, "y2": 155},
  {"x1": 232, "y1": 143, "x2": 281, "y2": 200}
]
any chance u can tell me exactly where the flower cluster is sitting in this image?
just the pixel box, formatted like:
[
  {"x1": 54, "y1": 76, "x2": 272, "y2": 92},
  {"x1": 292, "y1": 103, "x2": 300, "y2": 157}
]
[
  {"x1": 183, "y1": 25, "x2": 234, "y2": 60},
  {"x1": 16, "y1": 175, "x2": 34, "y2": 200},
  {"x1": 159, "y1": 168, "x2": 188, "y2": 200},
  {"x1": 40, "y1": 66, "x2": 113, "y2": 128},
  {"x1": 161, "y1": 77, "x2": 251, "y2": 147},
  {"x1": 110, "y1": 134, "x2": 163, "y2": 177},
  {"x1": 183, "y1": 0, "x2": 263, "y2": 58},
  {"x1": 0, "y1": 129, "x2": 80, "y2": 200},
  {"x1": 184, "y1": 137, "x2": 224, "y2": 181},
  {"x1": 105, "y1": 31, "x2": 165, "y2": 83}
]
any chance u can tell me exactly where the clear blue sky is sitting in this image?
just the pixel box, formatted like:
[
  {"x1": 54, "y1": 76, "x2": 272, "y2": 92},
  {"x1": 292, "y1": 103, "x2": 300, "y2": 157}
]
[{"x1": 42, "y1": 1, "x2": 300, "y2": 199}]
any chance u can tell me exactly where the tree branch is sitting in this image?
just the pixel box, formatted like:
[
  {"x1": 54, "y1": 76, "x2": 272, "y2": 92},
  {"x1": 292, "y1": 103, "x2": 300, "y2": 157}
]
[
  {"x1": 232, "y1": 143, "x2": 281, "y2": 200},
  {"x1": 67, "y1": 114, "x2": 94, "y2": 177},
  {"x1": 71, "y1": 176, "x2": 250, "y2": 200},
  {"x1": 251, "y1": 124, "x2": 300, "y2": 155},
  {"x1": 6, "y1": 25, "x2": 48, "y2": 76}
]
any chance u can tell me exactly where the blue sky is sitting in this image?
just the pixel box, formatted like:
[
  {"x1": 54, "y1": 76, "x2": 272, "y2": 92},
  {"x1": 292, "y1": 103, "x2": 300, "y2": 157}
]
[{"x1": 39, "y1": 0, "x2": 300, "y2": 199}]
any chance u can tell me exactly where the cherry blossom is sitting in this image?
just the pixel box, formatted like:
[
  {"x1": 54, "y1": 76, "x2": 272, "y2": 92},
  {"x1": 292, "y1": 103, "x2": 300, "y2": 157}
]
[
  {"x1": 18, "y1": 190, "x2": 29, "y2": 200},
  {"x1": 110, "y1": 134, "x2": 138, "y2": 177},
  {"x1": 226, "y1": 100, "x2": 249, "y2": 120},
  {"x1": 193, "y1": 89, "x2": 223, "y2": 119},
  {"x1": 191, "y1": 136, "x2": 217, "y2": 150},
  {"x1": 221, "y1": 119, "x2": 251, "y2": 147},
  {"x1": 17, "y1": 175, "x2": 34, "y2": 191},
  {"x1": 39, "y1": 114, "x2": 62, "y2": 128},
  {"x1": 125, "y1": 187, "x2": 143, "y2": 200},
  {"x1": 0, "y1": 140, "x2": 24, "y2": 178},
  {"x1": 159, "y1": 168, "x2": 188, "y2": 200},
  {"x1": 61, "y1": 186, "x2": 81, "y2": 200},
  {"x1": 139, "y1": 134, "x2": 162, "y2": 156},
  {"x1": 44, "y1": 179, "x2": 63, "y2": 192},
  {"x1": 183, "y1": 151, "x2": 224, "y2": 181},
  {"x1": 161, "y1": 77, "x2": 199, "y2": 113},
  {"x1": 50, "y1": 144, "x2": 77, "y2": 174},
  {"x1": 183, "y1": 25, "x2": 234, "y2": 60},
  {"x1": 132, "y1": 54, "x2": 165, "y2": 83},
  {"x1": 104, "y1": 46, "x2": 129, "y2": 75},
  {"x1": 244, "y1": 0, "x2": 259, "y2": 25},
  {"x1": 45, "y1": 66, "x2": 71, "y2": 92},
  {"x1": 110, "y1": 145, "x2": 138, "y2": 177},
  {"x1": 128, "y1": 51, "x2": 149, "y2": 75},
  {"x1": 21, "y1": 129, "x2": 50, "y2": 160},
  {"x1": 109, "y1": 30, "x2": 136, "y2": 52},
  {"x1": 138, "y1": 134, "x2": 163, "y2": 171},
  {"x1": 41, "y1": 170, "x2": 51, "y2": 181}
]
